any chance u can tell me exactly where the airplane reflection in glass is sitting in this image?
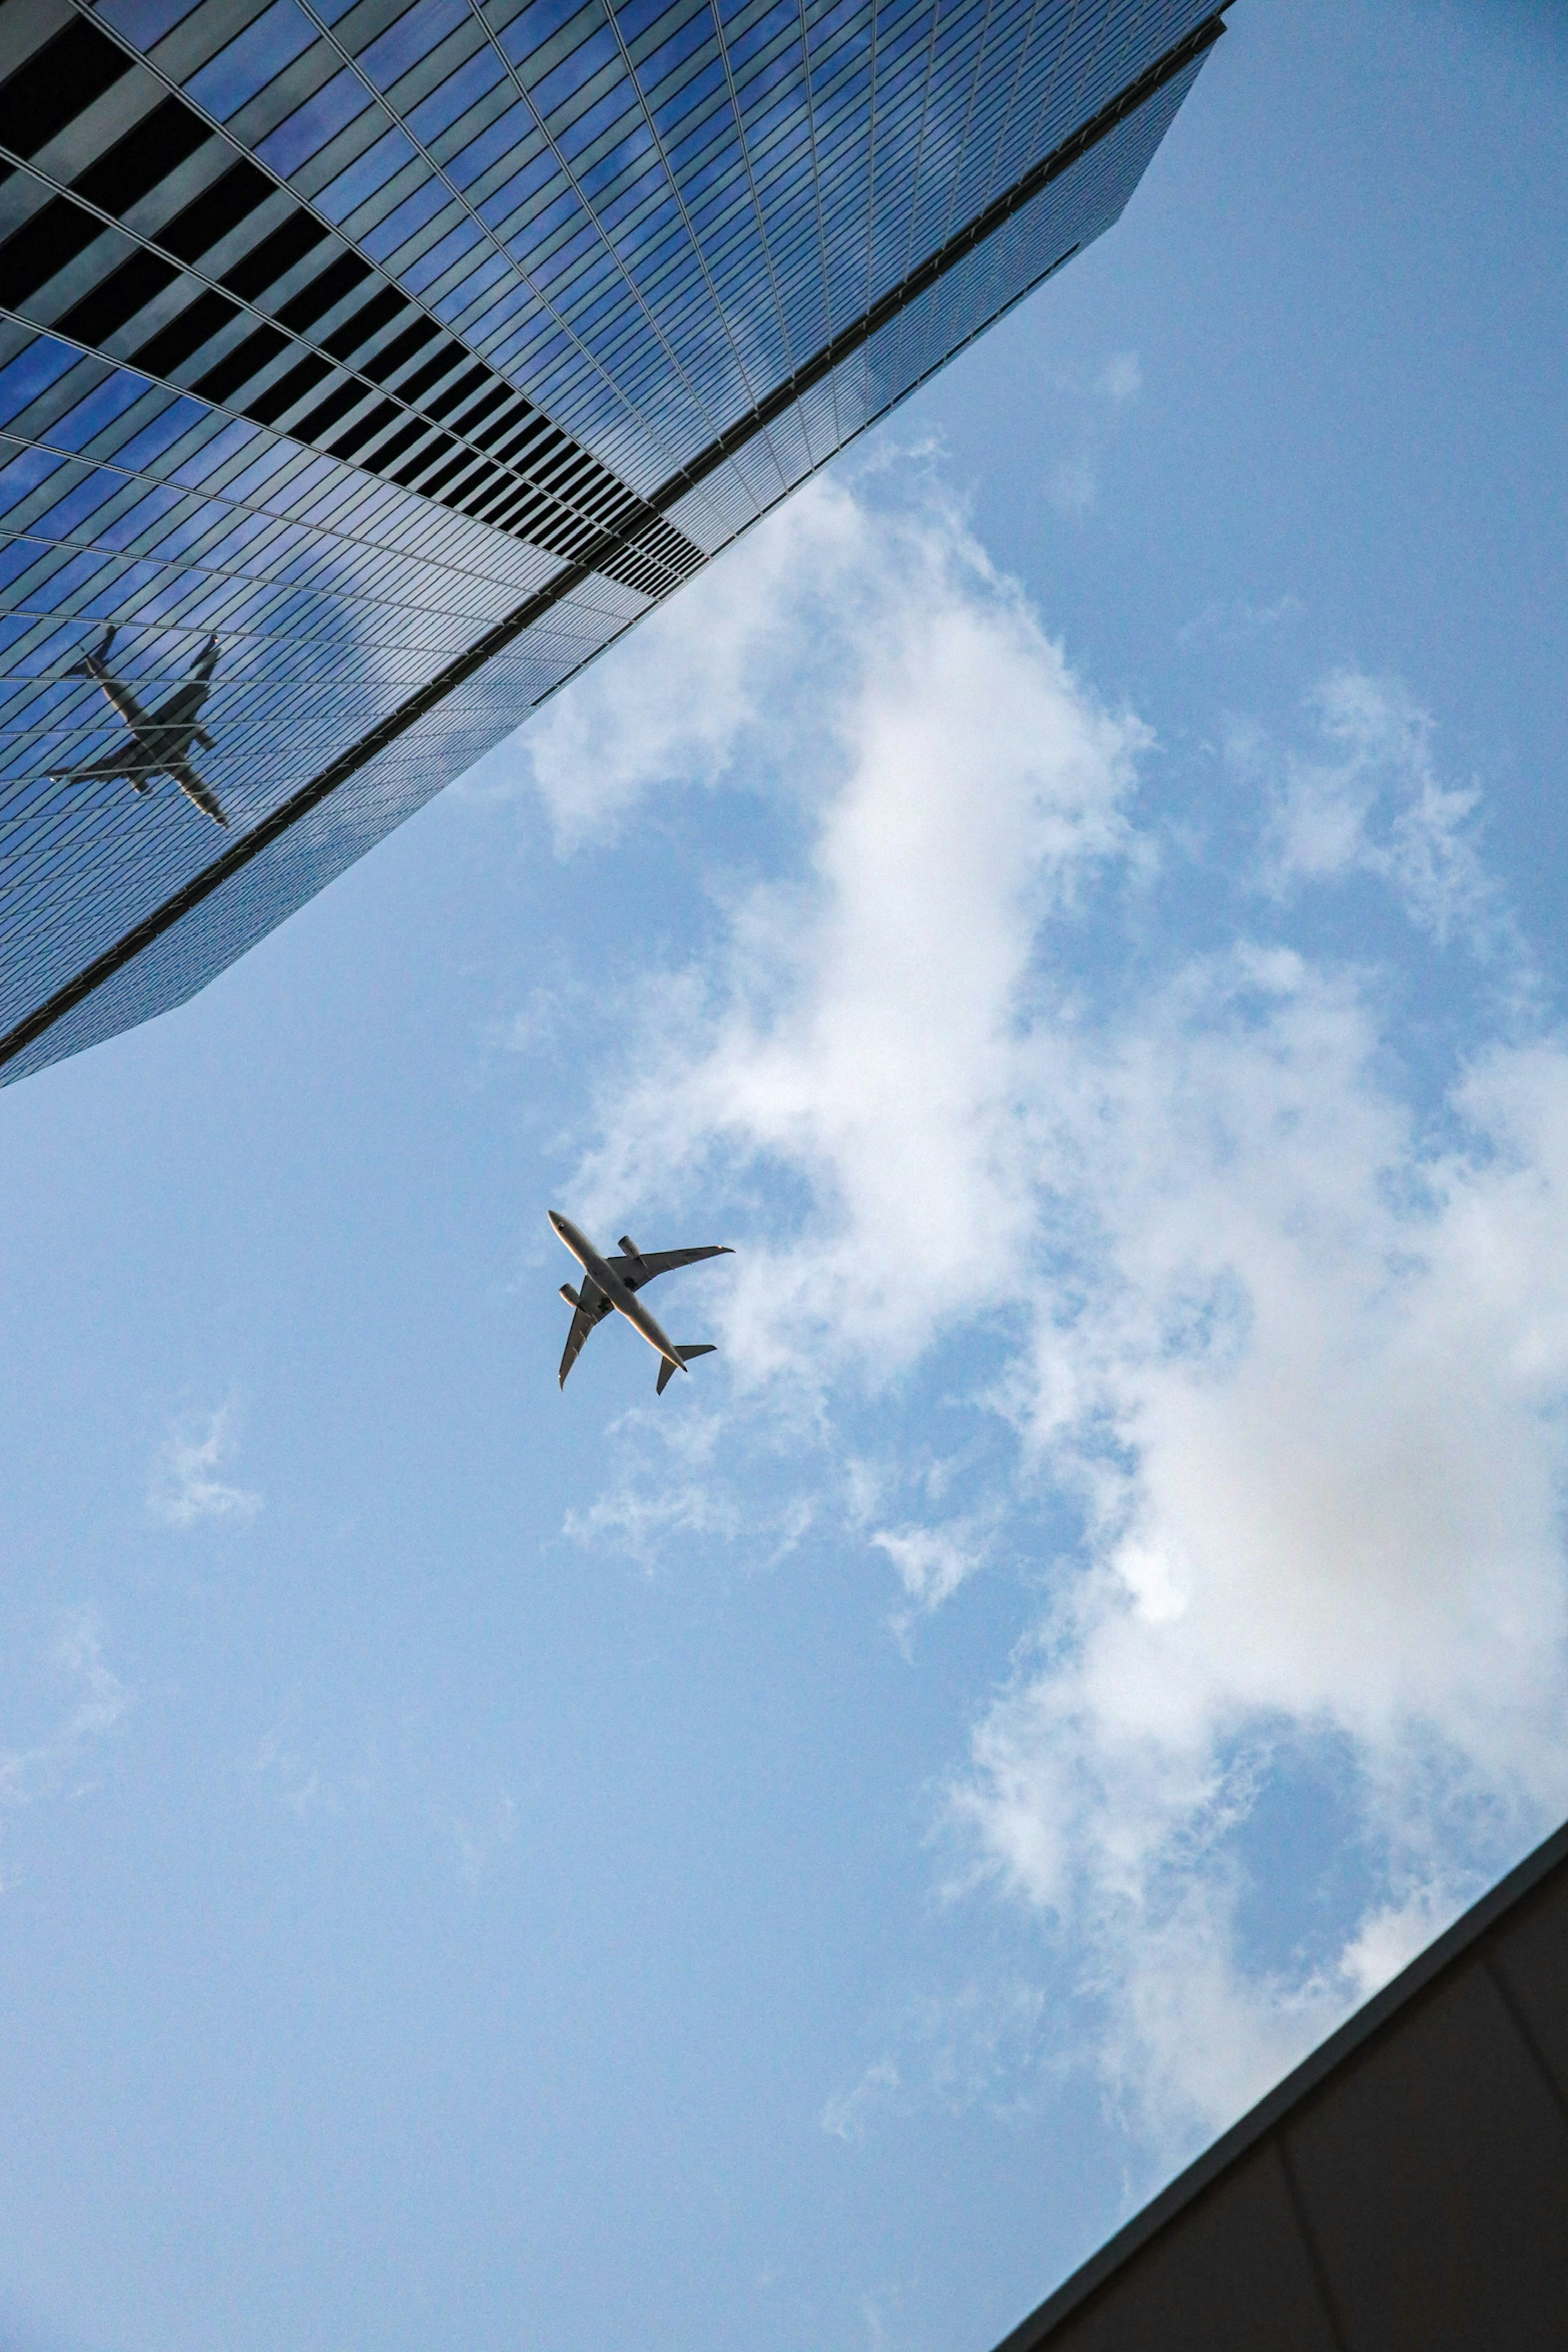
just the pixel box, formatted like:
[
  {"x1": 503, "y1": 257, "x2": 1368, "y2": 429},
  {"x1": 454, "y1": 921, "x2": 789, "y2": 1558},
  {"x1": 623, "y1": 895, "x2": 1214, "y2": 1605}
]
[
  {"x1": 53, "y1": 627, "x2": 228, "y2": 826},
  {"x1": 550, "y1": 1211, "x2": 732, "y2": 1394}
]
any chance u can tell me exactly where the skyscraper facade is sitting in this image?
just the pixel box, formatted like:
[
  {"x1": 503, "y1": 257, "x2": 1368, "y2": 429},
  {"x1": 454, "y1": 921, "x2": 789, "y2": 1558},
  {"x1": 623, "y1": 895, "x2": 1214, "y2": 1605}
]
[{"x1": 0, "y1": 0, "x2": 1225, "y2": 1082}]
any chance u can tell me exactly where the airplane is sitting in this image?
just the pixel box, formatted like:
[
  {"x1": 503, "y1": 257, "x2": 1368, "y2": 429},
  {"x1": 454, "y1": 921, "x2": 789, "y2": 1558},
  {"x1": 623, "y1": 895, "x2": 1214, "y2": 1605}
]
[
  {"x1": 51, "y1": 626, "x2": 228, "y2": 825},
  {"x1": 550, "y1": 1209, "x2": 733, "y2": 1394}
]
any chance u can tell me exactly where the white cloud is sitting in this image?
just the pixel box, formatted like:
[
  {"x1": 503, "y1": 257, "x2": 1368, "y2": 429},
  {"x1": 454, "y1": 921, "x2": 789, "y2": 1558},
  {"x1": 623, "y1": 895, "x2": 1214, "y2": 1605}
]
[
  {"x1": 1047, "y1": 452, "x2": 1098, "y2": 516},
  {"x1": 567, "y1": 474, "x2": 1143, "y2": 1384},
  {"x1": 445, "y1": 1791, "x2": 519, "y2": 1887},
  {"x1": 0, "y1": 1607, "x2": 131, "y2": 1823},
  {"x1": 822, "y1": 2056, "x2": 903, "y2": 2143},
  {"x1": 952, "y1": 962, "x2": 1568, "y2": 2140},
  {"x1": 822, "y1": 1979, "x2": 1056, "y2": 2143},
  {"x1": 524, "y1": 469, "x2": 1568, "y2": 2153},
  {"x1": 1260, "y1": 670, "x2": 1514, "y2": 958},
  {"x1": 488, "y1": 480, "x2": 869, "y2": 851},
  {"x1": 149, "y1": 1402, "x2": 261, "y2": 1530},
  {"x1": 1099, "y1": 352, "x2": 1142, "y2": 404},
  {"x1": 870, "y1": 1523, "x2": 984, "y2": 1613},
  {"x1": 1176, "y1": 592, "x2": 1304, "y2": 646}
]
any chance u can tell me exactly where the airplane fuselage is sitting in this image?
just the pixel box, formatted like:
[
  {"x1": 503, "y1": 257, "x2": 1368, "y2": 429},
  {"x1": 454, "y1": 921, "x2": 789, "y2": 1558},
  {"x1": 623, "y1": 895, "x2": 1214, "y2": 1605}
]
[
  {"x1": 549, "y1": 1211, "x2": 686, "y2": 1373},
  {"x1": 59, "y1": 630, "x2": 227, "y2": 824},
  {"x1": 95, "y1": 682, "x2": 208, "y2": 769}
]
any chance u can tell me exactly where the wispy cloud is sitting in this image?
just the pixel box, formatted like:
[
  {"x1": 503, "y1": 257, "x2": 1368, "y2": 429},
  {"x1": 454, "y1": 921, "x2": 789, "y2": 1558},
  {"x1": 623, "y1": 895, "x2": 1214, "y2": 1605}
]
[
  {"x1": 1028, "y1": 350, "x2": 1142, "y2": 516},
  {"x1": 822, "y1": 1980, "x2": 1052, "y2": 2140},
  {"x1": 149, "y1": 1401, "x2": 261, "y2": 1530},
  {"x1": 1176, "y1": 592, "x2": 1304, "y2": 646},
  {"x1": 1098, "y1": 352, "x2": 1143, "y2": 404},
  {"x1": 509, "y1": 468, "x2": 1568, "y2": 2153},
  {"x1": 870, "y1": 1523, "x2": 985, "y2": 1614},
  {"x1": 1047, "y1": 452, "x2": 1098, "y2": 517},
  {"x1": 1257, "y1": 669, "x2": 1514, "y2": 958},
  {"x1": 445, "y1": 1791, "x2": 519, "y2": 1888},
  {"x1": 0, "y1": 1607, "x2": 131, "y2": 1831},
  {"x1": 247, "y1": 1701, "x2": 522, "y2": 1884}
]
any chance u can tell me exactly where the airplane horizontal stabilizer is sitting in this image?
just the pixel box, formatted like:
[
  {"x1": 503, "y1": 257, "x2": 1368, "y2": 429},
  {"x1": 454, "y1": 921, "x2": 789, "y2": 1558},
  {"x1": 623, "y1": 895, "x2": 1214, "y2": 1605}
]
[{"x1": 656, "y1": 1344, "x2": 715, "y2": 1396}]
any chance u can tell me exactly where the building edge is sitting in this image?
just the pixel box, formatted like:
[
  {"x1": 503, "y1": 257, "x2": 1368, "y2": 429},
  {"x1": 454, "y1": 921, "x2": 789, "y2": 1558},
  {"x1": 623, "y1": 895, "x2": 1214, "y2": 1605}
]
[
  {"x1": 0, "y1": 11, "x2": 1226, "y2": 1084},
  {"x1": 992, "y1": 1809, "x2": 1568, "y2": 2352}
]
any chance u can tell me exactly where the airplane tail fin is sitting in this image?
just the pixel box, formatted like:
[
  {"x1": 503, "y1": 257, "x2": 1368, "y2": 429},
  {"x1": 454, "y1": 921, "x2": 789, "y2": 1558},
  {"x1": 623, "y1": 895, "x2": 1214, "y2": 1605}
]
[{"x1": 656, "y1": 1344, "x2": 715, "y2": 1396}]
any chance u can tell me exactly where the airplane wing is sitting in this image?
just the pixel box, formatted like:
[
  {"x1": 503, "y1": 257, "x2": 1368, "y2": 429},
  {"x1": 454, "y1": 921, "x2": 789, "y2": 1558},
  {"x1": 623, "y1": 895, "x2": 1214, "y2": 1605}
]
[
  {"x1": 168, "y1": 762, "x2": 228, "y2": 826},
  {"x1": 151, "y1": 684, "x2": 203, "y2": 725},
  {"x1": 558, "y1": 1277, "x2": 614, "y2": 1387},
  {"x1": 152, "y1": 635, "x2": 219, "y2": 724},
  {"x1": 51, "y1": 734, "x2": 148, "y2": 786},
  {"x1": 606, "y1": 1245, "x2": 733, "y2": 1293}
]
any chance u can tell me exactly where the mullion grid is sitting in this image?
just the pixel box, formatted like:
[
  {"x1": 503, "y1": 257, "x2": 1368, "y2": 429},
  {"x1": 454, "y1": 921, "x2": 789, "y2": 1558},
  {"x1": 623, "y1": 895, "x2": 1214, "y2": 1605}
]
[
  {"x1": 517, "y1": 17, "x2": 771, "y2": 477},
  {"x1": 951, "y1": 0, "x2": 1114, "y2": 231},
  {"x1": 488, "y1": 10, "x2": 763, "y2": 454},
  {"x1": 0, "y1": 398, "x2": 543, "y2": 615},
  {"x1": 0, "y1": 393, "x2": 548, "y2": 704},
  {"x1": 892, "y1": 0, "x2": 996, "y2": 277},
  {"x1": 285, "y1": 0, "x2": 724, "y2": 475},
  {"x1": 31, "y1": 0, "x2": 690, "y2": 555},
  {"x1": 0, "y1": 42, "x2": 517, "y2": 485},
  {"x1": 1, "y1": 552, "x2": 658, "y2": 1072},
  {"x1": 4, "y1": 0, "x2": 1214, "y2": 1071},
  {"x1": 619, "y1": 0, "x2": 798, "y2": 478},
  {"x1": 459, "y1": 0, "x2": 760, "y2": 479},
  {"x1": 929, "y1": 0, "x2": 1036, "y2": 244},
  {"x1": 783, "y1": 0, "x2": 842, "y2": 447},
  {"x1": 0, "y1": 366, "x2": 560, "y2": 933},
  {"x1": 0, "y1": 501, "x2": 510, "y2": 685},
  {"x1": 873, "y1": 40, "x2": 1186, "y2": 434},
  {"x1": 28, "y1": 35, "x2": 1180, "y2": 1035}
]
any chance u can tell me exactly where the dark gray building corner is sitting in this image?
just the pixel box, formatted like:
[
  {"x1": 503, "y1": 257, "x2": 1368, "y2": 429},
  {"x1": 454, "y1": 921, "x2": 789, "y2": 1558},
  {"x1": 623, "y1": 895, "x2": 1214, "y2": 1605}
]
[{"x1": 994, "y1": 1815, "x2": 1568, "y2": 2352}]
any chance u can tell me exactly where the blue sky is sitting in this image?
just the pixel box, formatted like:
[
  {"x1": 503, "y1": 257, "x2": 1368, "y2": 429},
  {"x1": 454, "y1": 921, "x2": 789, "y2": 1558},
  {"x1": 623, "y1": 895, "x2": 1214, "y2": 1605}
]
[{"x1": 4, "y1": 5, "x2": 1568, "y2": 2348}]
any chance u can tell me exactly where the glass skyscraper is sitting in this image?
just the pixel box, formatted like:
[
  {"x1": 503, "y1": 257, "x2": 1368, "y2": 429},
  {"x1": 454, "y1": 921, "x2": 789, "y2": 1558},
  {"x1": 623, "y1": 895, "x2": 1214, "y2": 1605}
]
[{"x1": 0, "y1": 0, "x2": 1224, "y2": 1082}]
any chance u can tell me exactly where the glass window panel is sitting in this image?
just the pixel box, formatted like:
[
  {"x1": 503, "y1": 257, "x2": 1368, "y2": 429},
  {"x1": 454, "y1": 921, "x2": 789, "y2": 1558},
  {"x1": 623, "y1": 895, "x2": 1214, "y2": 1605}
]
[
  {"x1": 636, "y1": 6, "x2": 717, "y2": 87},
  {"x1": 172, "y1": 415, "x2": 265, "y2": 485},
  {"x1": 100, "y1": 486, "x2": 186, "y2": 550},
  {"x1": 0, "y1": 448, "x2": 71, "y2": 515},
  {"x1": 45, "y1": 550, "x2": 116, "y2": 603},
  {"x1": 558, "y1": 87, "x2": 640, "y2": 158},
  {"x1": 362, "y1": 179, "x2": 455, "y2": 260},
  {"x1": 0, "y1": 541, "x2": 48, "y2": 592},
  {"x1": 577, "y1": 118, "x2": 658, "y2": 194},
  {"x1": 49, "y1": 375, "x2": 157, "y2": 456},
  {"x1": 356, "y1": 0, "x2": 471, "y2": 86},
  {"x1": 432, "y1": 250, "x2": 511, "y2": 319},
  {"x1": 405, "y1": 47, "x2": 507, "y2": 142},
  {"x1": 183, "y1": 0, "x2": 319, "y2": 119},
  {"x1": 487, "y1": 172, "x2": 575, "y2": 235},
  {"x1": 98, "y1": 0, "x2": 203, "y2": 47},
  {"x1": 402, "y1": 219, "x2": 484, "y2": 292},
  {"x1": 0, "y1": 341, "x2": 80, "y2": 428},
  {"x1": 494, "y1": 0, "x2": 602, "y2": 71},
  {"x1": 531, "y1": 23, "x2": 621, "y2": 111},
  {"x1": 255, "y1": 66, "x2": 374, "y2": 174},
  {"x1": 727, "y1": 0, "x2": 794, "y2": 65},
  {"x1": 447, "y1": 104, "x2": 542, "y2": 188},
  {"x1": 31, "y1": 470, "x2": 125, "y2": 538},
  {"x1": 316, "y1": 126, "x2": 420, "y2": 220}
]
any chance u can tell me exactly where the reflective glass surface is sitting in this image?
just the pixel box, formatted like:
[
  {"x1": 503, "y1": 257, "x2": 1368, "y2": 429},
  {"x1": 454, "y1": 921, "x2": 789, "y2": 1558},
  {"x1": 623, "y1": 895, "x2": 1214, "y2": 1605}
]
[{"x1": 0, "y1": 0, "x2": 1221, "y2": 1079}]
